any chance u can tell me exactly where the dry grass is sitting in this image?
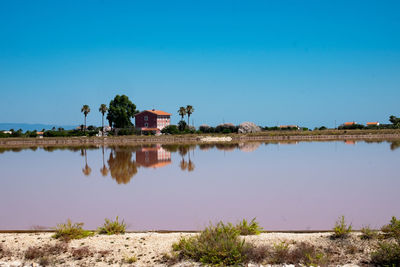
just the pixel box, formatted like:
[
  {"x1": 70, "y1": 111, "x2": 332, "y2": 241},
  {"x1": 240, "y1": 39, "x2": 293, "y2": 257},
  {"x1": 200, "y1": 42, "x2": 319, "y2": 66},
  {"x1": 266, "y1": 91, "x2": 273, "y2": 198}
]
[
  {"x1": 0, "y1": 243, "x2": 12, "y2": 258},
  {"x1": 24, "y1": 242, "x2": 68, "y2": 260},
  {"x1": 71, "y1": 246, "x2": 94, "y2": 260}
]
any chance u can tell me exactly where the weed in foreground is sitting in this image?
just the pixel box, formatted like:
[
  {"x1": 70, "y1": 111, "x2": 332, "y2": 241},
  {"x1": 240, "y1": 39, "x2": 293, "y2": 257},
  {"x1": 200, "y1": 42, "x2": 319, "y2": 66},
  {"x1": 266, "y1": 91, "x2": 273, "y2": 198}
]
[
  {"x1": 24, "y1": 243, "x2": 68, "y2": 260},
  {"x1": 71, "y1": 246, "x2": 94, "y2": 260},
  {"x1": 370, "y1": 216, "x2": 400, "y2": 265},
  {"x1": 235, "y1": 218, "x2": 263, "y2": 235},
  {"x1": 98, "y1": 216, "x2": 126, "y2": 235},
  {"x1": 370, "y1": 241, "x2": 400, "y2": 265},
  {"x1": 0, "y1": 243, "x2": 12, "y2": 258},
  {"x1": 381, "y1": 216, "x2": 400, "y2": 241},
  {"x1": 269, "y1": 241, "x2": 290, "y2": 264},
  {"x1": 360, "y1": 225, "x2": 378, "y2": 240},
  {"x1": 38, "y1": 257, "x2": 51, "y2": 266},
  {"x1": 52, "y1": 219, "x2": 94, "y2": 241},
  {"x1": 172, "y1": 221, "x2": 250, "y2": 266},
  {"x1": 287, "y1": 242, "x2": 328, "y2": 266},
  {"x1": 124, "y1": 256, "x2": 137, "y2": 264},
  {"x1": 331, "y1": 215, "x2": 352, "y2": 239}
]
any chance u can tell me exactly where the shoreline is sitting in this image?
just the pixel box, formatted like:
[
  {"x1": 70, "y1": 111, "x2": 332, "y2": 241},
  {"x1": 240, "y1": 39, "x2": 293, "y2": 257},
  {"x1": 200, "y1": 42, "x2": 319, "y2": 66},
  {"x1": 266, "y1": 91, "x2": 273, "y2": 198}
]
[
  {"x1": 1, "y1": 131, "x2": 400, "y2": 148},
  {"x1": 0, "y1": 232, "x2": 377, "y2": 266}
]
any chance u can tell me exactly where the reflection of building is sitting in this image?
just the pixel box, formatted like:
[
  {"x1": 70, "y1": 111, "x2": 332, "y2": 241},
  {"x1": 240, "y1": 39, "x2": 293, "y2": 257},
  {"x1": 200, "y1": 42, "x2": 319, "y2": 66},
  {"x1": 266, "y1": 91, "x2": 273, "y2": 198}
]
[
  {"x1": 345, "y1": 140, "x2": 356, "y2": 145},
  {"x1": 135, "y1": 109, "x2": 171, "y2": 134},
  {"x1": 136, "y1": 145, "x2": 171, "y2": 168}
]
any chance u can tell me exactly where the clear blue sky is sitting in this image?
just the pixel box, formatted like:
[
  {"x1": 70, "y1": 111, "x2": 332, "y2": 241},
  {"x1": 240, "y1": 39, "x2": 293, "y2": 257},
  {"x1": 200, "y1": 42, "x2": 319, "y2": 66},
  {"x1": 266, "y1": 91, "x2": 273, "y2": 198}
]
[{"x1": 0, "y1": 0, "x2": 399, "y2": 128}]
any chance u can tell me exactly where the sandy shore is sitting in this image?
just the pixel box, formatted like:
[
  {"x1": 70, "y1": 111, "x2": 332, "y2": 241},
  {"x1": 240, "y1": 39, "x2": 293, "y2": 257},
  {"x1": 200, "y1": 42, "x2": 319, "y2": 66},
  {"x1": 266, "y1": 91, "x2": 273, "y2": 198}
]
[{"x1": 0, "y1": 232, "x2": 377, "y2": 266}]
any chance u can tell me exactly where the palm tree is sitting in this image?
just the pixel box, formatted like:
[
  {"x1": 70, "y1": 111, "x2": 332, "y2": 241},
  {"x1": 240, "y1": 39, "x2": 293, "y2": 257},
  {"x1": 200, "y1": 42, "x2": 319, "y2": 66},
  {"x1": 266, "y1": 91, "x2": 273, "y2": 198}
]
[
  {"x1": 100, "y1": 146, "x2": 109, "y2": 176},
  {"x1": 81, "y1": 105, "x2": 90, "y2": 131},
  {"x1": 81, "y1": 149, "x2": 92, "y2": 176},
  {"x1": 99, "y1": 104, "x2": 108, "y2": 132},
  {"x1": 178, "y1": 107, "x2": 187, "y2": 121},
  {"x1": 186, "y1": 105, "x2": 194, "y2": 125}
]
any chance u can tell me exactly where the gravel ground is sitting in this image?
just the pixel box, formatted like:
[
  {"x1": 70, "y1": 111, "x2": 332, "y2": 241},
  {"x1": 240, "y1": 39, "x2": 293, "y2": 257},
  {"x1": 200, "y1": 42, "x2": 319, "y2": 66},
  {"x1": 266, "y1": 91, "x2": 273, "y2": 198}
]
[{"x1": 0, "y1": 232, "x2": 377, "y2": 266}]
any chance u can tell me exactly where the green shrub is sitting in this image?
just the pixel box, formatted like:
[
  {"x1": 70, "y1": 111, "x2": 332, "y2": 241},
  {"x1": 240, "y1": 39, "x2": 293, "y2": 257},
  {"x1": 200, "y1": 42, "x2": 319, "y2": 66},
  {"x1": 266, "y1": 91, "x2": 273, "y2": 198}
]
[
  {"x1": 381, "y1": 216, "x2": 400, "y2": 241},
  {"x1": 332, "y1": 216, "x2": 352, "y2": 239},
  {"x1": 172, "y1": 222, "x2": 250, "y2": 266},
  {"x1": 371, "y1": 241, "x2": 400, "y2": 265},
  {"x1": 270, "y1": 241, "x2": 289, "y2": 264},
  {"x1": 161, "y1": 125, "x2": 180, "y2": 134},
  {"x1": 98, "y1": 216, "x2": 126, "y2": 235},
  {"x1": 52, "y1": 219, "x2": 94, "y2": 241},
  {"x1": 360, "y1": 225, "x2": 378, "y2": 240},
  {"x1": 235, "y1": 218, "x2": 263, "y2": 235},
  {"x1": 124, "y1": 256, "x2": 137, "y2": 264}
]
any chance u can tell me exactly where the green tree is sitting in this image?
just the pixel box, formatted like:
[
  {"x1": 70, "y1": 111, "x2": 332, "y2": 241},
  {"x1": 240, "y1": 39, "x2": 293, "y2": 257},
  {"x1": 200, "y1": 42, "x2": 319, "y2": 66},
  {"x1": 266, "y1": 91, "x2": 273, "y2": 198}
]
[
  {"x1": 178, "y1": 107, "x2": 187, "y2": 121},
  {"x1": 186, "y1": 105, "x2": 194, "y2": 125},
  {"x1": 81, "y1": 105, "x2": 90, "y2": 132},
  {"x1": 99, "y1": 104, "x2": 108, "y2": 131},
  {"x1": 389, "y1": 115, "x2": 400, "y2": 125},
  {"x1": 178, "y1": 120, "x2": 187, "y2": 131},
  {"x1": 106, "y1": 95, "x2": 138, "y2": 128}
]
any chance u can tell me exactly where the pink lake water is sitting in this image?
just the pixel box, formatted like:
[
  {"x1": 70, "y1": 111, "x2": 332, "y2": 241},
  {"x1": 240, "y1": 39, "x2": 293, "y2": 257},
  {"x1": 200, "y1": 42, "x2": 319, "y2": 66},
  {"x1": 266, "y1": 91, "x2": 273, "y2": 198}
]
[{"x1": 0, "y1": 140, "x2": 399, "y2": 231}]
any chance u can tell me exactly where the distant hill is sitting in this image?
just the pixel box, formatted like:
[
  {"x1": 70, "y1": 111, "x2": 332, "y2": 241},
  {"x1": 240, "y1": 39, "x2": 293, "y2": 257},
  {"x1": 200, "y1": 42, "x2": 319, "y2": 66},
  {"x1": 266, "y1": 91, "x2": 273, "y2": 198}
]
[{"x1": 0, "y1": 123, "x2": 77, "y2": 132}]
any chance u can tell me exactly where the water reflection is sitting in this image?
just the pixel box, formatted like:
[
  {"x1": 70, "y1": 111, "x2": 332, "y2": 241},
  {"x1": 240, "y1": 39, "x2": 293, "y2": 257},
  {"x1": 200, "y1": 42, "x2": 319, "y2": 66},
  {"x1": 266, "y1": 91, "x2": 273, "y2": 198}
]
[
  {"x1": 81, "y1": 149, "x2": 92, "y2": 176},
  {"x1": 107, "y1": 147, "x2": 138, "y2": 184},
  {"x1": 100, "y1": 146, "x2": 109, "y2": 177},
  {"x1": 136, "y1": 145, "x2": 171, "y2": 168},
  {"x1": 1, "y1": 140, "x2": 400, "y2": 186}
]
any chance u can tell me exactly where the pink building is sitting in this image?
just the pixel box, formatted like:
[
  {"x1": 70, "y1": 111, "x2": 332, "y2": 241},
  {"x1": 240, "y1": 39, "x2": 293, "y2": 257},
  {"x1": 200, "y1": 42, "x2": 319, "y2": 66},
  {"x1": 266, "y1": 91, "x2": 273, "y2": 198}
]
[{"x1": 135, "y1": 109, "x2": 171, "y2": 134}]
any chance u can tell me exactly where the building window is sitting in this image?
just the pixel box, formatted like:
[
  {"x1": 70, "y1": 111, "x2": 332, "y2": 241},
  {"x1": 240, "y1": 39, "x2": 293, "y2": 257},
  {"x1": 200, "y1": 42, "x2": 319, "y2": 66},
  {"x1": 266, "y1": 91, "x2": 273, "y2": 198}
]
[
  {"x1": 144, "y1": 123, "x2": 148, "y2": 127},
  {"x1": 144, "y1": 116, "x2": 148, "y2": 121}
]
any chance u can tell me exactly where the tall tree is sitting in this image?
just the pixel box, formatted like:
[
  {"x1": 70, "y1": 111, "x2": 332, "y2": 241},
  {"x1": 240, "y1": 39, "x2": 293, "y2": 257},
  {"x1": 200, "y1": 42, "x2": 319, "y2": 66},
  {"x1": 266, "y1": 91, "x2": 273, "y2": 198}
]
[
  {"x1": 81, "y1": 105, "x2": 90, "y2": 131},
  {"x1": 106, "y1": 95, "x2": 138, "y2": 128},
  {"x1": 389, "y1": 115, "x2": 400, "y2": 125},
  {"x1": 99, "y1": 104, "x2": 108, "y2": 131},
  {"x1": 186, "y1": 105, "x2": 194, "y2": 125},
  {"x1": 178, "y1": 107, "x2": 187, "y2": 121}
]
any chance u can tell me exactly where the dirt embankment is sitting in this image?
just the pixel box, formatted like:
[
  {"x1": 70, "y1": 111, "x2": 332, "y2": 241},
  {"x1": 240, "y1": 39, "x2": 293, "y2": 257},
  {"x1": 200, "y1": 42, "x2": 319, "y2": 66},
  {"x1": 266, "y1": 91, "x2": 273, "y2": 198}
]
[{"x1": 1, "y1": 131, "x2": 400, "y2": 148}]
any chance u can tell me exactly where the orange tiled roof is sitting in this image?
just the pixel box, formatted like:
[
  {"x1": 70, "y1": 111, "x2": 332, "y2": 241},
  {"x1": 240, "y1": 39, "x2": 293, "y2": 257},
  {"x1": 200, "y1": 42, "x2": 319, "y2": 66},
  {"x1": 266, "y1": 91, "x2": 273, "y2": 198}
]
[
  {"x1": 344, "y1": 122, "x2": 355, "y2": 126},
  {"x1": 366, "y1": 122, "x2": 379, "y2": 125},
  {"x1": 136, "y1": 110, "x2": 171, "y2": 116}
]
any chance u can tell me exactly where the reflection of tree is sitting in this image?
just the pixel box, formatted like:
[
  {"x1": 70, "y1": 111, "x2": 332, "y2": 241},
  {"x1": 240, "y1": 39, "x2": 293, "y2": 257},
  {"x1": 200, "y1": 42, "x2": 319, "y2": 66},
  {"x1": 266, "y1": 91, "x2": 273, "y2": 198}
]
[
  {"x1": 180, "y1": 158, "x2": 188, "y2": 171},
  {"x1": 100, "y1": 146, "x2": 109, "y2": 176},
  {"x1": 187, "y1": 159, "x2": 195, "y2": 172},
  {"x1": 176, "y1": 145, "x2": 195, "y2": 172},
  {"x1": 390, "y1": 141, "x2": 400, "y2": 151},
  {"x1": 81, "y1": 149, "x2": 92, "y2": 176},
  {"x1": 107, "y1": 148, "x2": 138, "y2": 184}
]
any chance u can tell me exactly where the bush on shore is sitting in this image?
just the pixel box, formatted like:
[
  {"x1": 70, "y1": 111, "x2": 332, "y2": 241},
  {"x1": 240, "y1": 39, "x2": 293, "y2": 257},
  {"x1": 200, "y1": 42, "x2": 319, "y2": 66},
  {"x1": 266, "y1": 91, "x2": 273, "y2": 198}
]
[
  {"x1": 172, "y1": 221, "x2": 250, "y2": 266},
  {"x1": 52, "y1": 219, "x2": 94, "y2": 241},
  {"x1": 331, "y1": 216, "x2": 352, "y2": 239},
  {"x1": 370, "y1": 216, "x2": 400, "y2": 265},
  {"x1": 235, "y1": 218, "x2": 263, "y2": 235},
  {"x1": 98, "y1": 216, "x2": 126, "y2": 235}
]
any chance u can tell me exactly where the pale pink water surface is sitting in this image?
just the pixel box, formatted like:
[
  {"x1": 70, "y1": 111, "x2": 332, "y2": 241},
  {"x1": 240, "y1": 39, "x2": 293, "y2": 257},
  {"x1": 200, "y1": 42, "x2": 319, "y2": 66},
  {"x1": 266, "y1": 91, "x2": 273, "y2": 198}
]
[{"x1": 0, "y1": 141, "x2": 399, "y2": 230}]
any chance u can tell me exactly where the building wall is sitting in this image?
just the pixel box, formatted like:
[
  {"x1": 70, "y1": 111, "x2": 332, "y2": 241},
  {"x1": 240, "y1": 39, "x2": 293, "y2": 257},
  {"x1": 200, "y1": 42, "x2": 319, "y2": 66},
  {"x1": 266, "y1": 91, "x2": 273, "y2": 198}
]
[
  {"x1": 156, "y1": 116, "x2": 171, "y2": 130},
  {"x1": 135, "y1": 111, "x2": 158, "y2": 128}
]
